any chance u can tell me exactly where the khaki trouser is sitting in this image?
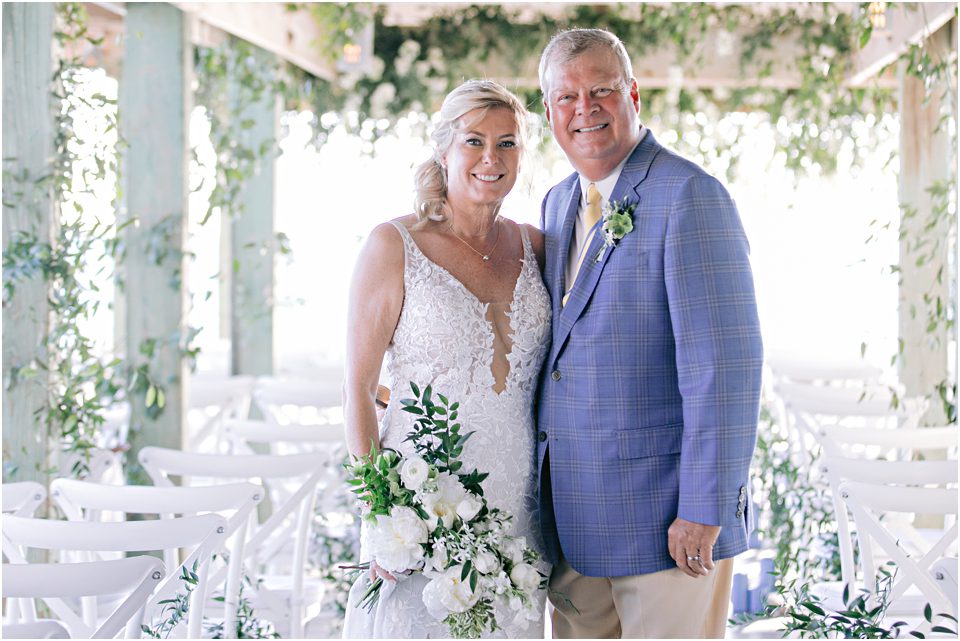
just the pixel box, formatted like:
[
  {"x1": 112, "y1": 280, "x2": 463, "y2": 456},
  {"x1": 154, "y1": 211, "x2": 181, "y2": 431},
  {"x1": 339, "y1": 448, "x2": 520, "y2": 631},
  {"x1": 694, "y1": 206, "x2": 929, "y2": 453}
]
[{"x1": 549, "y1": 556, "x2": 735, "y2": 638}]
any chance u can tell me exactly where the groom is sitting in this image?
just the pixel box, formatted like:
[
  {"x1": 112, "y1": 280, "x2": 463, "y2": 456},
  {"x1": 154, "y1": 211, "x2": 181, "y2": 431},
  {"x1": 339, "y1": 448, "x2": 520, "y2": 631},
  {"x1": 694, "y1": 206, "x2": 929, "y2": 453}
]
[{"x1": 536, "y1": 29, "x2": 763, "y2": 638}]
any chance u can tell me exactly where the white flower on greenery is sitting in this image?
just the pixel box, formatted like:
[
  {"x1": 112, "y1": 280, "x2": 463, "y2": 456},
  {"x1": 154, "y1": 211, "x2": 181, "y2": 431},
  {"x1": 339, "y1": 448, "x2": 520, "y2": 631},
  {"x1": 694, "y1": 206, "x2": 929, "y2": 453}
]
[
  {"x1": 473, "y1": 550, "x2": 499, "y2": 575},
  {"x1": 421, "y1": 473, "x2": 469, "y2": 530},
  {"x1": 421, "y1": 565, "x2": 480, "y2": 620},
  {"x1": 399, "y1": 455, "x2": 430, "y2": 491},
  {"x1": 501, "y1": 536, "x2": 527, "y2": 564},
  {"x1": 509, "y1": 562, "x2": 541, "y2": 591},
  {"x1": 456, "y1": 495, "x2": 482, "y2": 522},
  {"x1": 367, "y1": 506, "x2": 428, "y2": 573},
  {"x1": 428, "y1": 540, "x2": 449, "y2": 572}
]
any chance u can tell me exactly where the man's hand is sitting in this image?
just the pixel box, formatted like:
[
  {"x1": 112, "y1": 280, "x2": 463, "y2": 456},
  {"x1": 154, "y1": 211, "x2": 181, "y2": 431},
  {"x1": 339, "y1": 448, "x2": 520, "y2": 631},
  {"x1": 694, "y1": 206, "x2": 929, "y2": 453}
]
[{"x1": 668, "y1": 517, "x2": 721, "y2": 578}]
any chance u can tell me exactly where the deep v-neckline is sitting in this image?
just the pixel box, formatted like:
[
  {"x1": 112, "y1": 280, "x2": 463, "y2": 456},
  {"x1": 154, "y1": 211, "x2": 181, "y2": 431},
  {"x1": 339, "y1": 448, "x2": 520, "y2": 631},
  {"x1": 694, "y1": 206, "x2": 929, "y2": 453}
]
[{"x1": 394, "y1": 221, "x2": 531, "y2": 395}]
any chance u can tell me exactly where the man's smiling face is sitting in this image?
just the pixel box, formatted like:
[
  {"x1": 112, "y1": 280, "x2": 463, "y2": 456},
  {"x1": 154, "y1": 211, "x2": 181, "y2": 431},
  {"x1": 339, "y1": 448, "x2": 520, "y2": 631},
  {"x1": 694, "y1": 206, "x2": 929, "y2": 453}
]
[{"x1": 543, "y1": 47, "x2": 641, "y2": 181}]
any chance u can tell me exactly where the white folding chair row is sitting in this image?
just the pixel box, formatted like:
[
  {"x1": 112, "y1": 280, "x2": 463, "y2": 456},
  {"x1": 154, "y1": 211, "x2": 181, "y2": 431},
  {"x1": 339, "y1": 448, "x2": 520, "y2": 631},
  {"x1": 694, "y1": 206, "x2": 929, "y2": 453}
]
[
  {"x1": 2, "y1": 481, "x2": 47, "y2": 517},
  {"x1": 2, "y1": 556, "x2": 163, "y2": 639},
  {"x1": 50, "y1": 478, "x2": 263, "y2": 636},
  {"x1": 187, "y1": 374, "x2": 256, "y2": 452},
  {"x1": 3, "y1": 513, "x2": 225, "y2": 639},
  {"x1": 139, "y1": 446, "x2": 328, "y2": 637},
  {"x1": 840, "y1": 481, "x2": 958, "y2": 620}
]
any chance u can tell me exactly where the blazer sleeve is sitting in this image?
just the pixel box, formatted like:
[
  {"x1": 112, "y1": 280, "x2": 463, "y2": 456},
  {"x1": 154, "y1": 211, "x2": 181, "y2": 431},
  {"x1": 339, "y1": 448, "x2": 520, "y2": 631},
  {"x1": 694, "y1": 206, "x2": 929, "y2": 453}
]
[{"x1": 663, "y1": 173, "x2": 763, "y2": 527}]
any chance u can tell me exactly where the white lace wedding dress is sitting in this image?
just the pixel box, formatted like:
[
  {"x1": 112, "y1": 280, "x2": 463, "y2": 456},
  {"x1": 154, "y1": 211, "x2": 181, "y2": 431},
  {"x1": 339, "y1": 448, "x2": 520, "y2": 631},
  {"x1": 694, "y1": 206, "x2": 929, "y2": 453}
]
[{"x1": 342, "y1": 220, "x2": 552, "y2": 639}]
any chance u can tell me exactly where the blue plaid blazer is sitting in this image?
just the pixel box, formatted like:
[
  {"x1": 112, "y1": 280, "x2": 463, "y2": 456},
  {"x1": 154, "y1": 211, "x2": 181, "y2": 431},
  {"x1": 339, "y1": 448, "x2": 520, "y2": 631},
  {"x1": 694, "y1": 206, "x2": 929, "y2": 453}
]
[{"x1": 536, "y1": 131, "x2": 763, "y2": 577}]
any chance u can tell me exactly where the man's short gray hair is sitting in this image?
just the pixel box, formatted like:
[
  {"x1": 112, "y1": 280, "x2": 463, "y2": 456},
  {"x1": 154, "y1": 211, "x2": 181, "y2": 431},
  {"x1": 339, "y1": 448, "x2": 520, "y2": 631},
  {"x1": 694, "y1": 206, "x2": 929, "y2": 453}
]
[{"x1": 538, "y1": 28, "x2": 634, "y2": 95}]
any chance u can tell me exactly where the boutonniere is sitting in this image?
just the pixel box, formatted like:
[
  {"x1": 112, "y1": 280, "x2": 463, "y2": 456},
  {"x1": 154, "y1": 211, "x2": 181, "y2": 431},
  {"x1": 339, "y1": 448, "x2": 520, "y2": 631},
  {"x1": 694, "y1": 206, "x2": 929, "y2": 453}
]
[{"x1": 594, "y1": 197, "x2": 637, "y2": 262}]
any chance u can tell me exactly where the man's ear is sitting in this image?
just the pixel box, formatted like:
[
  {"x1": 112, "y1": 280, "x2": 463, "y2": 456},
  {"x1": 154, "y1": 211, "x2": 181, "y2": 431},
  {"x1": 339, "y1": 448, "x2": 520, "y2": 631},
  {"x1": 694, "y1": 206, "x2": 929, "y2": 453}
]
[
  {"x1": 629, "y1": 78, "x2": 640, "y2": 114},
  {"x1": 543, "y1": 99, "x2": 552, "y2": 125}
]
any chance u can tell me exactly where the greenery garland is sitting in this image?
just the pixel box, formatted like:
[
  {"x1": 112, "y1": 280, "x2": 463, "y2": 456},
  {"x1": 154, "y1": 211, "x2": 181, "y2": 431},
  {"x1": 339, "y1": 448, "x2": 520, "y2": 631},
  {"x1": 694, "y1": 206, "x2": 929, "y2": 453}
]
[
  {"x1": 3, "y1": 3, "x2": 129, "y2": 478},
  {"x1": 298, "y1": 2, "x2": 900, "y2": 177}
]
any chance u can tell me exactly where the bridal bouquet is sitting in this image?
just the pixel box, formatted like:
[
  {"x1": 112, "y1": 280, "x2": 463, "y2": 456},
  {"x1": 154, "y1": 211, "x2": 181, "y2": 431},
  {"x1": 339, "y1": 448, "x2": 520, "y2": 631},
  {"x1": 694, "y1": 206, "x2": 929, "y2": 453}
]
[{"x1": 345, "y1": 382, "x2": 546, "y2": 638}]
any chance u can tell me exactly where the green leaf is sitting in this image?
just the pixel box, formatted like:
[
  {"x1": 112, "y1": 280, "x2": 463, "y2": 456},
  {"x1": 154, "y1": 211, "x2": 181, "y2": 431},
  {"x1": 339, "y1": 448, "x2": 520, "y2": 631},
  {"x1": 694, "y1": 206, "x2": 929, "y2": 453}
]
[
  {"x1": 145, "y1": 384, "x2": 157, "y2": 408},
  {"x1": 925, "y1": 603, "x2": 933, "y2": 622}
]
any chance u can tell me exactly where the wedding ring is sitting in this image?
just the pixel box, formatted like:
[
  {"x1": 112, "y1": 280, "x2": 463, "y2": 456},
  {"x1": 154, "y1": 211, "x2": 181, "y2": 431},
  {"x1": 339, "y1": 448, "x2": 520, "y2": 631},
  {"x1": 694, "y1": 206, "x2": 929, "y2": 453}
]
[{"x1": 686, "y1": 555, "x2": 700, "y2": 562}]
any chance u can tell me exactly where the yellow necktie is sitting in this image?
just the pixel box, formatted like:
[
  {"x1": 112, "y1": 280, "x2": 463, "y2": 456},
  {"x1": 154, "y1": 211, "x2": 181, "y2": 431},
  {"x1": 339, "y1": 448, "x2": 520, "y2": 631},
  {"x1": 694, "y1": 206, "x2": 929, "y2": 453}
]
[{"x1": 562, "y1": 183, "x2": 602, "y2": 307}]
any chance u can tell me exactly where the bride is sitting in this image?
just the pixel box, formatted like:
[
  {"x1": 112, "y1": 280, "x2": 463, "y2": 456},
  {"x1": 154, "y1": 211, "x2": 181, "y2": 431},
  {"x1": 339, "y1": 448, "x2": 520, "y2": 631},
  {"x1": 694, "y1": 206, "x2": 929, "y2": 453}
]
[{"x1": 342, "y1": 79, "x2": 551, "y2": 638}]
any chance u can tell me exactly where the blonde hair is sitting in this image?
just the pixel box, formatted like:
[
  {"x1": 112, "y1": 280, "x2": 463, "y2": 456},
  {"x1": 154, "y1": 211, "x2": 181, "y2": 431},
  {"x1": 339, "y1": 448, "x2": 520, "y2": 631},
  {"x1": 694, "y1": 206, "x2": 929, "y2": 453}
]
[{"x1": 414, "y1": 79, "x2": 528, "y2": 223}]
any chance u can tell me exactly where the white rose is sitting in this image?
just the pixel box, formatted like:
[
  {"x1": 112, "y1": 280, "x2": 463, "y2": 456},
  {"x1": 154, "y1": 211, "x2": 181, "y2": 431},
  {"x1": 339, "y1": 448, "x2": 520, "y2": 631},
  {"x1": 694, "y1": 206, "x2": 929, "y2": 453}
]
[
  {"x1": 473, "y1": 550, "x2": 499, "y2": 575},
  {"x1": 399, "y1": 455, "x2": 429, "y2": 491},
  {"x1": 455, "y1": 495, "x2": 482, "y2": 522},
  {"x1": 421, "y1": 565, "x2": 480, "y2": 620},
  {"x1": 421, "y1": 473, "x2": 468, "y2": 530},
  {"x1": 509, "y1": 562, "x2": 541, "y2": 591},
  {"x1": 367, "y1": 506, "x2": 428, "y2": 573}
]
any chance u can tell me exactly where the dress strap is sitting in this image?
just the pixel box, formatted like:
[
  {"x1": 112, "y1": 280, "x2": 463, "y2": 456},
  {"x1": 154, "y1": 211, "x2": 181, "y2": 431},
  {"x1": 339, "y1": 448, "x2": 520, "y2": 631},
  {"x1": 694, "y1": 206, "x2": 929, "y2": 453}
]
[
  {"x1": 518, "y1": 224, "x2": 535, "y2": 267},
  {"x1": 388, "y1": 219, "x2": 427, "y2": 269}
]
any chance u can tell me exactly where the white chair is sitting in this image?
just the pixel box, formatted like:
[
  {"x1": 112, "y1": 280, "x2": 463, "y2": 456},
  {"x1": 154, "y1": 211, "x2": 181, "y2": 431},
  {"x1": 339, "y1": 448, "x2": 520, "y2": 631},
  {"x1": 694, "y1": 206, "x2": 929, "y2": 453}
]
[
  {"x1": 50, "y1": 478, "x2": 262, "y2": 635},
  {"x1": 839, "y1": 481, "x2": 958, "y2": 621},
  {"x1": 2, "y1": 481, "x2": 47, "y2": 517},
  {"x1": 253, "y1": 375, "x2": 342, "y2": 427},
  {"x1": 813, "y1": 424, "x2": 958, "y2": 611},
  {"x1": 187, "y1": 374, "x2": 256, "y2": 452},
  {"x1": 139, "y1": 446, "x2": 328, "y2": 637},
  {"x1": 2, "y1": 512, "x2": 225, "y2": 638},
  {"x1": 775, "y1": 382, "x2": 926, "y2": 476},
  {"x1": 2, "y1": 556, "x2": 163, "y2": 639},
  {"x1": 222, "y1": 418, "x2": 344, "y2": 454}
]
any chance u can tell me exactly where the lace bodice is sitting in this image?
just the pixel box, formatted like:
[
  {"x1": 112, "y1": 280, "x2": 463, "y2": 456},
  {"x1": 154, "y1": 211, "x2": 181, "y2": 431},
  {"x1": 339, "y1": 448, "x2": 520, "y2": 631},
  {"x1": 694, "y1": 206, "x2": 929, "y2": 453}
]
[{"x1": 343, "y1": 220, "x2": 552, "y2": 639}]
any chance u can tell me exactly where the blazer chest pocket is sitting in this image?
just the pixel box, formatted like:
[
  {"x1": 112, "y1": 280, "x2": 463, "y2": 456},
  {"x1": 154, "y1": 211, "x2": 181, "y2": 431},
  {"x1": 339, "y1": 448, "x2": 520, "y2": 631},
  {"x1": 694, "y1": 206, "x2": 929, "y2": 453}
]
[{"x1": 617, "y1": 423, "x2": 682, "y2": 459}]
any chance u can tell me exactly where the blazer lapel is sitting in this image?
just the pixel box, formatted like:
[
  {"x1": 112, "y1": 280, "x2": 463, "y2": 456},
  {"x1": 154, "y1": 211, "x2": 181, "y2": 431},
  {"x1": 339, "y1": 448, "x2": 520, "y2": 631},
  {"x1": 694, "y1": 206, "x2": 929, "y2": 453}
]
[
  {"x1": 551, "y1": 179, "x2": 581, "y2": 329},
  {"x1": 552, "y1": 131, "x2": 662, "y2": 360}
]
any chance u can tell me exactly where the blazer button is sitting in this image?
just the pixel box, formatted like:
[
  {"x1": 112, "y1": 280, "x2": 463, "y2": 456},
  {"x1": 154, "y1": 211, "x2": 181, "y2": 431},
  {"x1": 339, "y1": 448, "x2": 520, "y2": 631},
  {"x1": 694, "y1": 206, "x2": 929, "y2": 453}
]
[
  {"x1": 538, "y1": 431, "x2": 548, "y2": 442},
  {"x1": 551, "y1": 370, "x2": 561, "y2": 381}
]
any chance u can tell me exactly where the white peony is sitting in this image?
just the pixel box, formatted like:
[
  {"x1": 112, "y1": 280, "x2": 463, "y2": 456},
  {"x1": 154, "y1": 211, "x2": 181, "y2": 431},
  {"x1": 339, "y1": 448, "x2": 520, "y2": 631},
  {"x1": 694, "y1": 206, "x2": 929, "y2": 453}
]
[
  {"x1": 455, "y1": 495, "x2": 482, "y2": 522},
  {"x1": 421, "y1": 565, "x2": 480, "y2": 620},
  {"x1": 367, "y1": 506, "x2": 429, "y2": 573},
  {"x1": 473, "y1": 549, "x2": 499, "y2": 575},
  {"x1": 509, "y1": 562, "x2": 541, "y2": 592},
  {"x1": 421, "y1": 472, "x2": 469, "y2": 530},
  {"x1": 399, "y1": 455, "x2": 430, "y2": 491}
]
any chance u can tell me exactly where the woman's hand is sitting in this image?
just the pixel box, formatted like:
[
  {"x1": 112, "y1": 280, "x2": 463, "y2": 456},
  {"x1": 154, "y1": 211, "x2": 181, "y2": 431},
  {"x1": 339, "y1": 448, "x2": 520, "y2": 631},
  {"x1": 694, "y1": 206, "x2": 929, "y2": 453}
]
[{"x1": 369, "y1": 560, "x2": 398, "y2": 584}]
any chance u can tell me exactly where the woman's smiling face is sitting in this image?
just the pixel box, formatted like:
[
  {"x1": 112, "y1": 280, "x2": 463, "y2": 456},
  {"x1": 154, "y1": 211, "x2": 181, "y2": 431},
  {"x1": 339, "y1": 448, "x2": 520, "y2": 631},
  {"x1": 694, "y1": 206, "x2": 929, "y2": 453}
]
[{"x1": 442, "y1": 106, "x2": 522, "y2": 209}]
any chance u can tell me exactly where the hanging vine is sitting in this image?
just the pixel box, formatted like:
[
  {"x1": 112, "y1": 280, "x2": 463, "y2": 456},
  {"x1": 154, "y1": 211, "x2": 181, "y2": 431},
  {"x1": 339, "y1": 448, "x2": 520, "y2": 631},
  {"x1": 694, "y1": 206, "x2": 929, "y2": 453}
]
[{"x1": 3, "y1": 3, "x2": 128, "y2": 478}]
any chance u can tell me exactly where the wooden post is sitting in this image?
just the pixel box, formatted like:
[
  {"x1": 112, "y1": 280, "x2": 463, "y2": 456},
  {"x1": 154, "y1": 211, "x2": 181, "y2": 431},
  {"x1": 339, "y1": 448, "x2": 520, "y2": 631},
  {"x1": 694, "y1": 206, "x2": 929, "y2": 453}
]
[
  {"x1": 896, "y1": 26, "x2": 954, "y2": 426},
  {"x1": 120, "y1": 3, "x2": 190, "y2": 460},
  {"x1": 230, "y1": 45, "x2": 278, "y2": 378},
  {"x1": 2, "y1": 4, "x2": 56, "y2": 483}
]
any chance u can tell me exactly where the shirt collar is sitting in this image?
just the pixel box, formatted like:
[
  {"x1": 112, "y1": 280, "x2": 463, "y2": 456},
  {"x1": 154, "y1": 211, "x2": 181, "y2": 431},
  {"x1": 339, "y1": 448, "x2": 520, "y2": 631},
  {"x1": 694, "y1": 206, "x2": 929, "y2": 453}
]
[{"x1": 579, "y1": 125, "x2": 647, "y2": 206}]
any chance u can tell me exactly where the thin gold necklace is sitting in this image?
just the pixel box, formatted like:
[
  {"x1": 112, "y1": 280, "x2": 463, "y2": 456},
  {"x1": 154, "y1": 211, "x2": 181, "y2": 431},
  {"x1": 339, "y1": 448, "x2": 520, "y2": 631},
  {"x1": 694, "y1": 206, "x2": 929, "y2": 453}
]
[{"x1": 448, "y1": 219, "x2": 501, "y2": 262}]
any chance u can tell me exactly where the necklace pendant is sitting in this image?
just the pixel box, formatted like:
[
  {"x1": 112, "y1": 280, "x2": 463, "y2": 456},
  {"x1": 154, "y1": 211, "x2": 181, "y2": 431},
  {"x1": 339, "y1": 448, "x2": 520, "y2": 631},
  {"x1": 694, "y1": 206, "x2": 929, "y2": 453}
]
[{"x1": 482, "y1": 255, "x2": 490, "y2": 261}]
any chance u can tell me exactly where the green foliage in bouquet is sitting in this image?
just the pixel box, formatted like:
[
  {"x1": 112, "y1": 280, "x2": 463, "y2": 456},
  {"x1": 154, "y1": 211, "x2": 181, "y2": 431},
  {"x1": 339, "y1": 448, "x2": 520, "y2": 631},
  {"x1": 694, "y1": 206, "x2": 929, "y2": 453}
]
[{"x1": 400, "y1": 382, "x2": 489, "y2": 494}]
